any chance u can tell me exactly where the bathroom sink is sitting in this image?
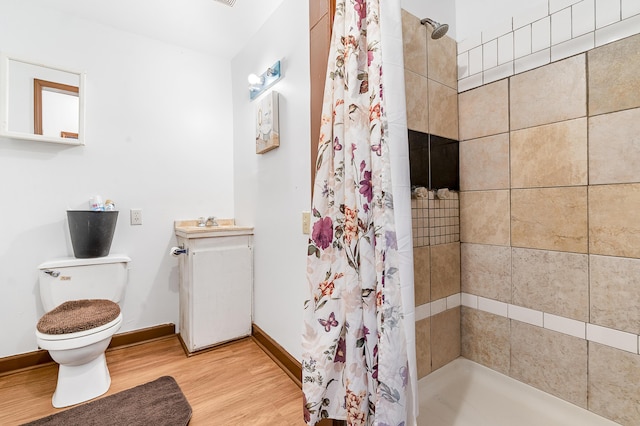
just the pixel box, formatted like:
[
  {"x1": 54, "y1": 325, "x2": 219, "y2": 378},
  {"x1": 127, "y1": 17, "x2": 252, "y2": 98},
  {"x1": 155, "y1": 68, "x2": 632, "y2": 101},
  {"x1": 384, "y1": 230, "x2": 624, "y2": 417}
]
[{"x1": 174, "y1": 219, "x2": 253, "y2": 238}]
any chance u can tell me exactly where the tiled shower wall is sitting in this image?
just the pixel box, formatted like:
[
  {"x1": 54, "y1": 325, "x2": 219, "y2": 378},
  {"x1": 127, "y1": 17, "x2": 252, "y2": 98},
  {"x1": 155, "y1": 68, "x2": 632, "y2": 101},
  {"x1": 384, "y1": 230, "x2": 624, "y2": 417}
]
[
  {"x1": 459, "y1": 33, "x2": 640, "y2": 425},
  {"x1": 401, "y1": 10, "x2": 461, "y2": 379}
]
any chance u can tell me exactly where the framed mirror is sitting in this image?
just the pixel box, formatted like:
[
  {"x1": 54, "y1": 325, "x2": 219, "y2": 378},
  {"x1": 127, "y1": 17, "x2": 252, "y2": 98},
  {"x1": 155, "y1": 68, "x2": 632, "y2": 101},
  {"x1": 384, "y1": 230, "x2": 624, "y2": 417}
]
[{"x1": 0, "y1": 54, "x2": 85, "y2": 145}]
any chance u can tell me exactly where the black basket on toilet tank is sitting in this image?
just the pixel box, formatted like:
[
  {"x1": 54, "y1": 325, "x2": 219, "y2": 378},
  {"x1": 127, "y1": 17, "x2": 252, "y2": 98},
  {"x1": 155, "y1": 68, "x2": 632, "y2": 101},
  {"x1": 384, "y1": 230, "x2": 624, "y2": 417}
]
[{"x1": 67, "y1": 210, "x2": 118, "y2": 258}]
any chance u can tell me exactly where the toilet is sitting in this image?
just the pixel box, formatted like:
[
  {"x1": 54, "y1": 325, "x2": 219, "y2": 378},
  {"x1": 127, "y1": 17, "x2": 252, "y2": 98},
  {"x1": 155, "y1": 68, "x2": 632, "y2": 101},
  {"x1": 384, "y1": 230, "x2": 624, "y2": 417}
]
[{"x1": 35, "y1": 254, "x2": 130, "y2": 408}]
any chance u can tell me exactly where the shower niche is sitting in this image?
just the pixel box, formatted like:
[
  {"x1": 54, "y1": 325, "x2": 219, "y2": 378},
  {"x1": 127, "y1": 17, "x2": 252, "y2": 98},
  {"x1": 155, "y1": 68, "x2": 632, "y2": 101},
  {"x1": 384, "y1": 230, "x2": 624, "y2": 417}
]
[{"x1": 408, "y1": 129, "x2": 459, "y2": 191}]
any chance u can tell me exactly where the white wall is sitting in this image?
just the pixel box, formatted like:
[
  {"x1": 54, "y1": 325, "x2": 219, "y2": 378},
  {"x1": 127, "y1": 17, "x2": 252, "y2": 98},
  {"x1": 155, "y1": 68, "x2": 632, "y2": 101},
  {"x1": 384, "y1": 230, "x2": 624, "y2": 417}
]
[
  {"x1": 231, "y1": 0, "x2": 310, "y2": 360},
  {"x1": 0, "y1": 1, "x2": 234, "y2": 357}
]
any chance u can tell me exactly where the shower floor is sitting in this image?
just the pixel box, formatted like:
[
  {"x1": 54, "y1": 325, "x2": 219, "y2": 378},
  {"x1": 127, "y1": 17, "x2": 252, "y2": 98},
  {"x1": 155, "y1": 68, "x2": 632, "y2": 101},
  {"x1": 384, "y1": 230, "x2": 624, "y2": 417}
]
[{"x1": 417, "y1": 358, "x2": 619, "y2": 426}]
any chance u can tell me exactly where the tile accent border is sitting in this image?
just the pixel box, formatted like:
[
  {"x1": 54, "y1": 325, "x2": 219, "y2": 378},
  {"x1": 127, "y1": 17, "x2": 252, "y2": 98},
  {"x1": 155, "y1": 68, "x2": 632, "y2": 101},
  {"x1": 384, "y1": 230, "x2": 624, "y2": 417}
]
[
  {"x1": 458, "y1": 292, "x2": 640, "y2": 354},
  {"x1": 418, "y1": 292, "x2": 640, "y2": 355},
  {"x1": 415, "y1": 293, "x2": 461, "y2": 321},
  {"x1": 457, "y1": 0, "x2": 640, "y2": 92}
]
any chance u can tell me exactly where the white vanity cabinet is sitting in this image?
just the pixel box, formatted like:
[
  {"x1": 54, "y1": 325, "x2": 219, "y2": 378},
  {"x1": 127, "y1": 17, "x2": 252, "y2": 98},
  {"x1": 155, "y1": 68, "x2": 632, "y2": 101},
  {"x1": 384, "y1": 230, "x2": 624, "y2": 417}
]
[{"x1": 175, "y1": 223, "x2": 253, "y2": 354}]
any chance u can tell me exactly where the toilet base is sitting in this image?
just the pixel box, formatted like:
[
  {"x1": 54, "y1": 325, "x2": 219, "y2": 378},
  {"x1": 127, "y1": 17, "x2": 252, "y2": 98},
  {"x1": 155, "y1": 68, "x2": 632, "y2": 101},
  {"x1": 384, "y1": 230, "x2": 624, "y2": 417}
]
[{"x1": 52, "y1": 352, "x2": 111, "y2": 408}]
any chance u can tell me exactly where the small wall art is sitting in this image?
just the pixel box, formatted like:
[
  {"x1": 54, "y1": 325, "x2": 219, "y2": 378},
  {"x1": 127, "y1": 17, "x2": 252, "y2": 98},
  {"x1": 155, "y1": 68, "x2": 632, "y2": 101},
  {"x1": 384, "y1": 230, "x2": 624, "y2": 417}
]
[{"x1": 255, "y1": 90, "x2": 279, "y2": 154}]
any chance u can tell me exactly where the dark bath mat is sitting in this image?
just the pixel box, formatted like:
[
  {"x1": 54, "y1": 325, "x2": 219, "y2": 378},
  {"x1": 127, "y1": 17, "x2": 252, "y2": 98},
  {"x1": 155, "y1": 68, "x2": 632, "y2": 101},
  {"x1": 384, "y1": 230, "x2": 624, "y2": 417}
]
[{"x1": 22, "y1": 376, "x2": 191, "y2": 426}]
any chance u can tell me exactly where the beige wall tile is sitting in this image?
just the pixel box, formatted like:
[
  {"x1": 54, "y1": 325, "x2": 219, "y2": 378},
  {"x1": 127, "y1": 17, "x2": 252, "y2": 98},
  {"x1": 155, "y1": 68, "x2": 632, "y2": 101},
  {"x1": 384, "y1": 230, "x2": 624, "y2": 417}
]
[
  {"x1": 405, "y1": 70, "x2": 429, "y2": 133},
  {"x1": 589, "y1": 343, "x2": 640, "y2": 425},
  {"x1": 512, "y1": 248, "x2": 589, "y2": 321},
  {"x1": 460, "y1": 190, "x2": 510, "y2": 246},
  {"x1": 511, "y1": 187, "x2": 588, "y2": 253},
  {"x1": 431, "y1": 308, "x2": 461, "y2": 371},
  {"x1": 510, "y1": 321, "x2": 588, "y2": 408},
  {"x1": 589, "y1": 33, "x2": 640, "y2": 116},
  {"x1": 402, "y1": 9, "x2": 427, "y2": 77},
  {"x1": 459, "y1": 80, "x2": 509, "y2": 141},
  {"x1": 428, "y1": 80, "x2": 459, "y2": 140},
  {"x1": 416, "y1": 317, "x2": 432, "y2": 379},
  {"x1": 460, "y1": 133, "x2": 510, "y2": 191},
  {"x1": 510, "y1": 54, "x2": 587, "y2": 131},
  {"x1": 511, "y1": 118, "x2": 588, "y2": 188},
  {"x1": 413, "y1": 246, "x2": 431, "y2": 306},
  {"x1": 461, "y1": 243, "x2": 511, "y2": 303},
  {"x1": 427, "y1": 33, "x2": 458, "y2": 89},
  {"x1": 461, "y1": 307, "x2": 510, "y2": 375},
  {"x1": 590, "y1": 183, "x2": 640, "y2": 258},
  {"x1": 590, "y1": 255, "x2": 640, "y2": 334},
  {"x1": 431, "y1": 242, "x2": 461, "y2": 300},
  {"x1": 589, "y1": 108, "x2": 640, "y2": 185}
]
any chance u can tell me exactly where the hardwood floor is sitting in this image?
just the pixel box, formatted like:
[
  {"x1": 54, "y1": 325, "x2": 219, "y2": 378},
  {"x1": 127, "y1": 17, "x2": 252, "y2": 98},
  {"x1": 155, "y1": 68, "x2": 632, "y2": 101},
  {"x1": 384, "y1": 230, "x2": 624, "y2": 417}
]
[{"x1": 0, "y1": 336, "x2": 305, "y2": 425}]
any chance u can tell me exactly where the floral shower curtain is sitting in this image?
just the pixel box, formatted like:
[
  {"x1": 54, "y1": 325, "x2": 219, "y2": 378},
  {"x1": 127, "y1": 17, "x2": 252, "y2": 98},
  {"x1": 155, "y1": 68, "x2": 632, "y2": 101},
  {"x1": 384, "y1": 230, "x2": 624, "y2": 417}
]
[{"x1": 302, "y1": 0, "x2": 408, "y2": 424}]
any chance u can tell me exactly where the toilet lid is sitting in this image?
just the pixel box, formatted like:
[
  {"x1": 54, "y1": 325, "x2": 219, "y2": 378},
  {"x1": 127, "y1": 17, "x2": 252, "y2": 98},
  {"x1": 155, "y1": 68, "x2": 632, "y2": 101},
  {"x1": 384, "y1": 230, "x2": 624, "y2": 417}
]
[{"x1": 37, "y1": 299, "x2": 121, "y2": 335}]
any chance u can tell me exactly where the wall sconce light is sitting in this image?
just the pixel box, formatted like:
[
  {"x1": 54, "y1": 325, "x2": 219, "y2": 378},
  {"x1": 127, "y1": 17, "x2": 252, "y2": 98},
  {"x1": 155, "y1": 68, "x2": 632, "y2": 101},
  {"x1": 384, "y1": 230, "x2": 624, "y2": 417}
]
[{"x1": 248, "y1": 60, "x2": 281, "y2": 100}]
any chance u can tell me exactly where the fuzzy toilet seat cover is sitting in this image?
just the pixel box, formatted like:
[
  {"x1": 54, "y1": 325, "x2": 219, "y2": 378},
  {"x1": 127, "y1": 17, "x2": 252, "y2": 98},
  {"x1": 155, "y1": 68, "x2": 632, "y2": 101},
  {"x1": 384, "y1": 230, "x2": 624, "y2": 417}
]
[{"x1": 37, "y1": 299, "x2": 120, "y2": 335}]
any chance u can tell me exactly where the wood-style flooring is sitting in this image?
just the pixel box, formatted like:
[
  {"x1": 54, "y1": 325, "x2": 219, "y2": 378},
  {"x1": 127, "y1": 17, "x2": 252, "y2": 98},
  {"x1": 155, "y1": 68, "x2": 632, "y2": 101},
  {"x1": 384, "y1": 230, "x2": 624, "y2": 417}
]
[{"x1": 0, "y1": 336, "x2": 305, "y2": 425}]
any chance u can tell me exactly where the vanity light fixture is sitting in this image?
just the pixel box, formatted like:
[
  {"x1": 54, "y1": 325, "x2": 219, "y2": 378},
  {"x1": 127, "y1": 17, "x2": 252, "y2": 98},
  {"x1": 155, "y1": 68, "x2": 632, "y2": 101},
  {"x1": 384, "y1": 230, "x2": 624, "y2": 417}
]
[{"x1": 248, "y1": 60, "x2": 281, "y2": 100}]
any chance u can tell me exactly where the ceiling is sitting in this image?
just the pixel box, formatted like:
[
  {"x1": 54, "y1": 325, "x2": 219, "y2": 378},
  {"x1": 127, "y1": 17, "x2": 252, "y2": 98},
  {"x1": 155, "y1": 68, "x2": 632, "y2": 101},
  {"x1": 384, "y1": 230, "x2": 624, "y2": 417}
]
[{"x1": 30, "y1": 0, "x2": 288, "y2": 59}]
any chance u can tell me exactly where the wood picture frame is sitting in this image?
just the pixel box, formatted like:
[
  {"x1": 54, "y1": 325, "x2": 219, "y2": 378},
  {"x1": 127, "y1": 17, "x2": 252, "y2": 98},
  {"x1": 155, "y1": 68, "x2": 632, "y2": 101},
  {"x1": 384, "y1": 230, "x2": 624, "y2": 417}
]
[{"x1": 255, "y1": 91, "x2": 280, "y2": 154}]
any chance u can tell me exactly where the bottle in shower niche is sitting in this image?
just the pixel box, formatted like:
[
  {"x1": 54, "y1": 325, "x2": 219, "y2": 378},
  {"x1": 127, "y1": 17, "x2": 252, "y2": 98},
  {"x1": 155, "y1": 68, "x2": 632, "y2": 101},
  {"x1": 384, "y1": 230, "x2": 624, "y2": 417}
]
[{"x1": 89, "y1": 195, "x2": 105, "y2": 211}]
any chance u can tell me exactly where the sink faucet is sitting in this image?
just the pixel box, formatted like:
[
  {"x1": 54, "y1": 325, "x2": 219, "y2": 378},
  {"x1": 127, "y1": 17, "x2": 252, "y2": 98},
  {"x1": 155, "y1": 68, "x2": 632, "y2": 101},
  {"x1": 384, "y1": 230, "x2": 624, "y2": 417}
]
[{"x1": 197, "y1": 216, "x2": 218, "y2": 227}]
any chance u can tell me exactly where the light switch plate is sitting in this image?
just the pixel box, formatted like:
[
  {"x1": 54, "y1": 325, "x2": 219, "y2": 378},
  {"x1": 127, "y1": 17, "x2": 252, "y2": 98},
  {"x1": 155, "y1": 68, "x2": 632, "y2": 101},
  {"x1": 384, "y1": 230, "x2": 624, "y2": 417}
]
[{"x1": 302, "y1": 211, "x2": 311, "y2": 235}]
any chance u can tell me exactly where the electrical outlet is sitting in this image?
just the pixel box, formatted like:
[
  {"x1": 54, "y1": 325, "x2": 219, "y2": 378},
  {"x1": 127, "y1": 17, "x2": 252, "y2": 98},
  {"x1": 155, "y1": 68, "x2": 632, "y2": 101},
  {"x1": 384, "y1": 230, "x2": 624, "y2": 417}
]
[
  {"x1": 302, "y1": 211, "x2": 311, "y2": 235},
  {"x1": 130, "y1": 209, "x2": 143, "y2": 225}
]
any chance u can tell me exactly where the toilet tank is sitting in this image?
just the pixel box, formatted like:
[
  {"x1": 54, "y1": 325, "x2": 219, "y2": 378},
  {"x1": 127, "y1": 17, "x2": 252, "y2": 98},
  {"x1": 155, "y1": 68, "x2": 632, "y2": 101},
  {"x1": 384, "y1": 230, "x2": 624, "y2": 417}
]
[{"x1": 38, "y1": 254, "x2": 131, "y2": 312}]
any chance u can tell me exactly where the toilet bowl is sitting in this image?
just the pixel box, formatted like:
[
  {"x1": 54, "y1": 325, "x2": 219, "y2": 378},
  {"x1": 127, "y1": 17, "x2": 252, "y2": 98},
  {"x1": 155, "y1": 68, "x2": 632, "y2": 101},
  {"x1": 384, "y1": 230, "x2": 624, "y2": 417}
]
[
  {"x1": 36, "y1": 255, "x2": 130, "y2": 408},
  {"x1": 36, "y1": 310, "x2": 122, "y2": 408}
]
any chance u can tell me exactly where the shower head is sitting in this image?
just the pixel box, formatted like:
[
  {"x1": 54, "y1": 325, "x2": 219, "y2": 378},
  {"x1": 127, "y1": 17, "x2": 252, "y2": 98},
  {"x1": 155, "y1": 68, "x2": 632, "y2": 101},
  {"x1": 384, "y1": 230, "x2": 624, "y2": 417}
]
[{"x1": 420, "y1": 17, "x2": 449, "y2": 40}]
